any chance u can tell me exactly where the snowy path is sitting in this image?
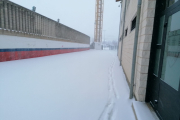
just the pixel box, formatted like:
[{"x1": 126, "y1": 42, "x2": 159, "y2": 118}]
[
  {"x1": 98, "y1": 53, "x2": 119, "y2": 120},
  {"x1": 98, "y1": 52, "x2": 135, "y2": 120},
  {"x1": 0, "y1": 50, "x2": 135, "y2": 120}
]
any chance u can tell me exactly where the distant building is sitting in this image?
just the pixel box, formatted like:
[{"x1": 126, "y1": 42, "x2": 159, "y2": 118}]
[{"x1": 116, "y1": 0, "x2": 180, "y2": 119}]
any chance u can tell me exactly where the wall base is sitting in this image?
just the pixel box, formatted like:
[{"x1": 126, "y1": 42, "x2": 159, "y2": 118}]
[{"x1": 0, "y1": 48, "x2": 89, "y2": 62}]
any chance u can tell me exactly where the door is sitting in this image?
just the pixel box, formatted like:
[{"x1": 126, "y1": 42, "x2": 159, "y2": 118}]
[{"x1": 146, "y1": 0, "x2": 180, "y2": 120}]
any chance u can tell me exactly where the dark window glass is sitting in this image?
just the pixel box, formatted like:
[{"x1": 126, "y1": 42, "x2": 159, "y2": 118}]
[
  {"x1": 161, "y1": 11, "x2": 180, "y2": 91},
  {"x1": 157, "y1": 16, "x2": 165, "y2": 44},
  {"x1": 159, "y1": 0, "x2": 178, "y2": 11},
  {"x1": 159, "y1": 0, "x2": 168, "y2": 11},
  {"x1": 131, "y1": 17, "x2": 136, "y2": 31},
  {"x1": 168, "y1": 0, "x2": 178, "y2": 7},
  {"x1": 125, "y1": 28, "x2": 128, "y2": 36}
]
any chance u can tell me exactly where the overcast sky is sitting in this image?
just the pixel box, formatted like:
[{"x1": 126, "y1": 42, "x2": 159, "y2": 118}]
[{"x1": 11, "y1": 0, "x2": 121, "y2": 42}]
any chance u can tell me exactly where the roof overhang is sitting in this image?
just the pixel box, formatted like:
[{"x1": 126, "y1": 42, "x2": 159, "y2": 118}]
[{"x1": 116, "y1": 0, "x2": 122, "y2": 2}]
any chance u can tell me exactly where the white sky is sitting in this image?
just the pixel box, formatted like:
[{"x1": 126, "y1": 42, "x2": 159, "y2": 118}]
[{"x1": 10, "y1": 0, "x2": 121, "y2": 42}]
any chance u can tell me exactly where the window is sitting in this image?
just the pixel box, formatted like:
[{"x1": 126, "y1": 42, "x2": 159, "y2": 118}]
[
  {"x1": 125, "y1": 28, "x2": 128, "y2": 36},
  {"x1": 168, "y1": 0, "x2": 178, "y2": 7},
  {"x1": 131, "y1": 17, "x2": 136, "y2": 31},
  {"x1": 161, "y1": 11, "x2": 180, "y2": 91}
]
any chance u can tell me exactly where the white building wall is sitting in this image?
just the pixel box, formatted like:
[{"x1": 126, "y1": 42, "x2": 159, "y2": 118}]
[
  {"x1": 118, "y1": 0, "x2": 157, "y2": 101},
  {"x1": 134, "y1": 0, "x2": 156, "y2": 101}
]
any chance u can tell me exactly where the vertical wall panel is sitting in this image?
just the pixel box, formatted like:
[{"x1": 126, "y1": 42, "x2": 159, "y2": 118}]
[
  {"x1": 44, "y1": 17, "x2": 46, "y2": 36},
  {"x1": 33, "y1": 14, "x2": 35, "y2": 34},
  {"x1": 41, "y1": 16, "x2": 43, "y2": 35},
  {"x1": 38, "y1": 15, "x2": 40, "y2": 34},
  {"x1": 28, "y1": 11, "x2": 31, "y2": 33},
  {"x1": 36, "y1": 14, "x2": 38, "y2": 34},
  {"x1": 19, "y1": 8, "x2": 22, "y2": 32},
  {"x1": 34, "y1": 13, "x2": 36, "y2": 34},
  {"x1": 34, "y1": 14, "x2": 36, "y2": 34},
  {"x1": 0, "y1": 2, "x2": 1, "y2": 28},
  {"x1": 49, "y1": 20, "x2": 50, "y2": 37},
  {"x1": 51, "y1": 21, "x2": 53, "y2": 37},
  {"x1": 24, "y1": 10, "x2": 27, "y2": 33},
  {"x1": 47, "y1": 19, "x2": 49, "y2": 37},
  {"x1": 44, "y1": 18, "x2": 45, "y2": 36},
  {"x1": 32, "y1": 12, "x2": 34, "y2": 34},
  {"x1": 46, "y1": 18, "x2": 49, "y2": 36},
  {"x1": 30, "y1": 12, "x2": 32, "y2": 33},
  {"x1": 40, "y1": 16, "x2": 42, "y2": 35},
  {"x1": 39, "y1": 15, "x2": 41, "y2": 35},
  {"x1": 28, "y1": 11, "x2": 30, "y2": 33},
  {"x1": 43, "y1": 17, "x2": 45, "y2": 36},
  {"x1": 35, "y1": 14, "x2": 37, "y2": 34},
  {"x1": 52, "y1": 21, "x2": 55, "y2": 37},
  {"x1": 47, "y1": 19, "x2": 49, "y2": 36},
  {"x1": 8, "y1": 3, "x2": 12, "y2": 31},
  {"x1": 44, "y1": 18, "x2": 46, "y2": 36},
  {"x1": 22, "y1": 9, "x2": 25, "y2": 32},
  {"x1": 21, "y1": 9, "x2": 24, "y2": 32},
  {"x1": 25, "y1": 11, "x2": 28, "y2": 33},
  {"x1": 0, "y1": 1, "x2": 4, "y2": 29},
  {"x1": 16, "y1": 6, "x2": 19, "y2": 31},
  {"x1": 37, "y1": 14, "x2": 39, "y2": 34},
  {"x1": 12, "y1": 5, "x2": 15, "y2": 30},
  {"x1": 37, "y1": 15, "x2": 39, "y2": 34},
  {"x1": 31, "y1": 12, "x2": 33, "y2": 34},
  {"x1": 48, "y1": 19, "x2": 50, "y2": 37},
  {"x1": 25, "y1": 10, "x2": 27, "y2": 33},
  {"x1": 45, "y1": 18, "x2": 47, "y2": 36},
  {"x1": 33, "y1": 13, "x2": 35, "y2": 34},
  {"x1": 49, "y1": 19, "x2": 51, "y2": 37},
  {"x1": 50, "y1": 20, "x2": 52, "y2": 37},
  {"x1": 4, "y1": 1, "x2": 8, "y2": 29}
]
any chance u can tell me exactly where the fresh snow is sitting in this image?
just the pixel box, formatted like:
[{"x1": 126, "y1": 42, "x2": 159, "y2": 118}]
[
  {"x1": 0, "y1": 50, "x2": 135, "y2": 120},
  {"x1": 132, "y1": 101, "x2": 159, "y2": 120}
]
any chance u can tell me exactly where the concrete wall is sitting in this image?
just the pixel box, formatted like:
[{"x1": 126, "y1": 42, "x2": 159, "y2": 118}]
[
  {"x1": 0, "y1": 35, "x2": 89, "y2": 62},
  {"x1": 0, "y1": 35, "x2": 89, "y2": 49},
  {"x1": 118, "y1": 0, "x2": 156, "y2": 101},
  {"x1": 0, "y1": 0, "x2": 90, "y2": 44},
  {"x1": 0, "y1": 0, "x2": 90, "y2": 62}
]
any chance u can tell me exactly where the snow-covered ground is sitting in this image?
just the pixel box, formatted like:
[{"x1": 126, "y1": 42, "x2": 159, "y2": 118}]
[{"x1": 0, "y1": 50, "x2": 135, "y2": 120}]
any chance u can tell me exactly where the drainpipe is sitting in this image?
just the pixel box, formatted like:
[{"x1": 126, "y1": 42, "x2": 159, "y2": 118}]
[
  {"x1": 129, "y1": 0, "x2": 142, "y2": 99},
  {"x1": 117, "y1": 2, "x2": 122, "y2": 56},
  {"x1": 120, "y1": 0, "x2": 127, "y2": 66}
]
